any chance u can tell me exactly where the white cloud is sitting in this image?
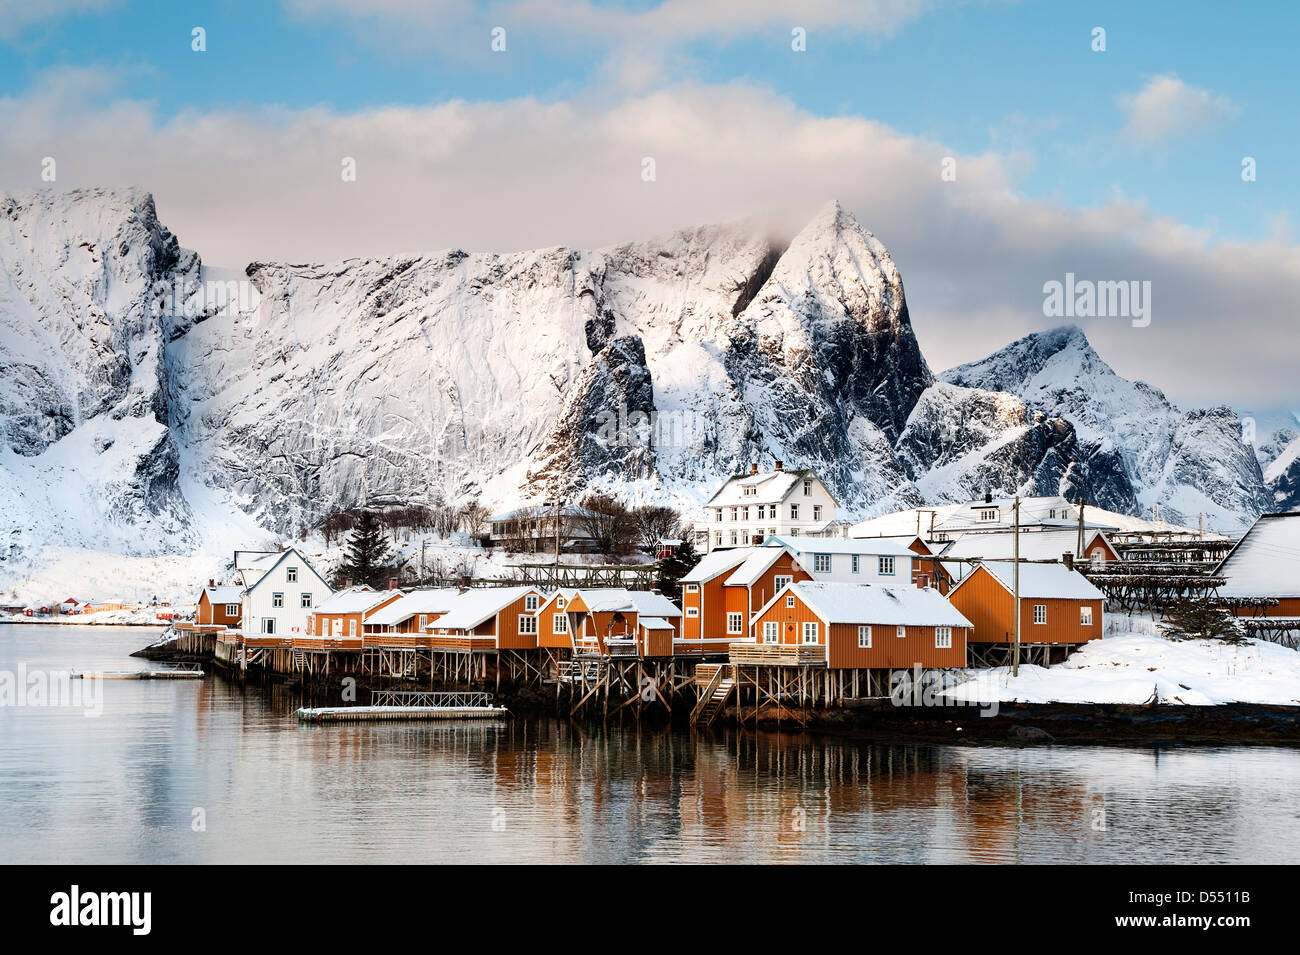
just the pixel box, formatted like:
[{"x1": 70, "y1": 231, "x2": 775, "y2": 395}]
[
  {"x1": 0, "y1": 67, "x2": 1295, "y2": 410},
  {"x1": 0, "y1": 0, "x2": 116, "y2": 39},
  {"x1": 1118, "y1": 73, "x2": 1239, "y2": 147}
]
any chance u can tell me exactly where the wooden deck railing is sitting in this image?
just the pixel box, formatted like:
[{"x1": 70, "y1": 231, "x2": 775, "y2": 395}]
[
  {"x1": 292, "y1": 636, "x2": 363, "y2": 651},
  {"x1": 727, "y1": 642, "x2": 826, "y2": 666}
]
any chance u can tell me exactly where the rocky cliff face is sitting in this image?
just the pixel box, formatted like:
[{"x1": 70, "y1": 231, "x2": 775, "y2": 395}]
[
  {"x1": 0, "y1": 190, "x2": 1277, "y2": 575},
  {"x1": 941, "y1": 326, "x2": 1268, "y2": 531},
  {"x1": 0, "y1": 188, "x2": 198, "y2": 559}
]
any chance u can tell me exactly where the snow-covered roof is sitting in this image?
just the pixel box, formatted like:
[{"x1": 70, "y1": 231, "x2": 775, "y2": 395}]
[
  {"x1": 314, "y1": 586, "x2": 393, "y2": 615},
  {"x1": 429, "y1": 586, "x2": 536, "y2": 630},
  {"x1": 680, "y1": 548, "x2": 755, "y2": 583},
  {"x1": 753, "y1": 581, "x2": 972, "y2": 629},
  {"x1": 705, "y1": 468, "x2": 821, "y2": 507},
  {"x1": 958, "y1": 561, "x2": 1105, "y2": 600},
  {"x1": 203, "y1": 586, "x2": 243, "y2": 603},
  {"x1": 578, "y1": 588, "x2": 682, "y2": 618},
  {"x1": 536, "y1": 588, "x2": 579, "y2": 612},
  {"x1": 1214, "y1": 513, "x2": 1300, "y2": 598},
  {"x1": 940, "y1": 528, "x2": 1110, "y2": 565},
  {"x1": 366, "y1": 588, "x2": 463, "y2": 627},
  {"x1": 768, "y1": 535, "x2": 915, "y2": 558},
  {"x1": 639, "y1": 616, "x2": 674, "y2": 630},
  {"x1": 724, "y1": 548, "x2": 788, "y2": 587}
]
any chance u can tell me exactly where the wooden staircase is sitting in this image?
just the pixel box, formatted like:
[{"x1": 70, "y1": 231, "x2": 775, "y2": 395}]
[{"x1": 690, "y1": 663, "x2": 736, "y2": 727}]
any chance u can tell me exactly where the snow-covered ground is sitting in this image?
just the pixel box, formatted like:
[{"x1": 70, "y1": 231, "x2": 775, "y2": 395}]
[
  {"x1": 0, "y1": 607, "x2": 169, "y2": 626},
  {"x1": 943, "y1": 616, "x2": 1300, "y2": 707}
]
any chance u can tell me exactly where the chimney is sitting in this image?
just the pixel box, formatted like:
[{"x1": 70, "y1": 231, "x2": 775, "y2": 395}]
[
  {"x1": 1062, "y1": 552, "x2": 1074, "y2": 571},
  {"x1": 984, "y1": 490, "x2": 993, "y2": 504},
  {"x1": 750, "y1": 463, "x2": 758, "y2": 476},
  {"x1": 388, "y1": 577, "x2": 398, "y2": 590},
  {"x1": 208, "y1": 579, "x2": 215, "y2": 588},
  {"x1": 774, "y1": 460, "x2": 784, "y2": 471}
]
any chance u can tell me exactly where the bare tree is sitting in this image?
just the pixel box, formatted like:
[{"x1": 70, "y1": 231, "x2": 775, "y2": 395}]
[
  {"x1": 460, "y1": 501, "x2": 490, "y2": 540},
  {"x1": 578, "y1": 493, "x2": 636, "y2": 556},
  {"x1": 630, "y1": 504, "x2": 681, "y2": 554}
]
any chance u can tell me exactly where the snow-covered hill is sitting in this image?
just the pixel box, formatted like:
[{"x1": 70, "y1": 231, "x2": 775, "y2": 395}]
[{"x1": 0, "y1": 189, "x2": 1280, "y2": 599}]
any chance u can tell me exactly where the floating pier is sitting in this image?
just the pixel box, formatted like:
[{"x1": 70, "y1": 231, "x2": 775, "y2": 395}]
[
  {"x1": 296, "y1": 689, "x2": 508, "y2": 722},
  {"x1": 72, "y1": 668, "x2": 205, "y2": 680},
  {"x1": 296, "y1": 704, "x2": 509, "y2": 722}
]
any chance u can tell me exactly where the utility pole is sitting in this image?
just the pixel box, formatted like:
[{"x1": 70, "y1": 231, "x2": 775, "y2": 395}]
[
  {"x1": 1012, "y1": 494, "x2": 1021, "y2": 678},
  {"x1": 1076, "y1": 496, "x2": 1084, "y2": 558}
]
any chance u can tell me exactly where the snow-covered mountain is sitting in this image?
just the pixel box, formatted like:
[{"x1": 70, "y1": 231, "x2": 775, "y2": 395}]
[
  {"x1": 0, "y1": 189, "x2": 1280, "y2": 596},
  {"x1": 941, "y1": 326, "x2": 1269, "y2": 532}
]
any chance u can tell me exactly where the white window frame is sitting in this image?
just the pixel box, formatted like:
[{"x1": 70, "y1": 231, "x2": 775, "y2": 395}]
[
  {"x1": 686, "y1": 607, "x2": 699, "y2": 618},
  {"x1": 813, "y1": 553, "x2": 832, "y2": 573},
  {"x1": 261, "y1": 617, "x2": 275, "y2": 635},
  {"x1": 858, "y1": 625, "x2": 872, "y2": 648},
  {"x1": 554, "y1": 613, "x2": 568, "y2": 634},
  {"x1": 879, "y1": 556, "x2": 895, "y2": 576},
  {"x1": 813, "y1": 504, "x2": 822, "y2": 520},
  {"x1": 286, "y1": 567, "x2": 298, "y2": 583},
  {"x1": 851, "y1": 555, "x2": 860, "y2": 574},
  {"x1": 224, "y1": 603, "x2": 239, "y2": 616},
  {"x1": 350, "y1": 619, "x2": 358, "y2": 637},
  {"x1": 727, "y1": 612, "x2": 744, "y2": 635},
  {"x1": 518, "y1": 614, "x2": 538, "y2": 635},
  {"x1": 762, "y1": 621, "x2": 779, "y2": 643},
  {"x1": 774, "y1": 575, "x2": 792, "y2": 590},
  {"x1": 1080, "y1": 605, "x2": 1093, "y2": 626},
  {"x1": 1034, "y1": 604, "x2": 1047, "y2": 625},
  {"x1": 684, "y1": 584, "x2": 698, "y2": 594},
  {"x1": 419, "y1": 614, "x2": 428, "y2": 630},
  {"x1": 801, "y1": 621, "x2": 819, "y2": 644},
  {"x1": 896, "y1": 625, "x2": 906, "y2": 639},
  {"x1": 790, "y1": 503, "x2": 799, "y2": 520},
  {"x1": 300, "y1": 593, "x2": 312, "y2": 609},
  {"x1": 786, "y1": 595, "x2": 795, "y2": 608},
  {"x1": 803, "y1": 479, "x2": 812, "y2": 496},
  {"x1": 935, "y1": 626, "x2": 952, "y2": 649},
  {"x1": 557, "y1": 596, "x2": 568, "y2": 608},
  {"x1": 272, "y1": 592, "x2": 284, "y2": 608},
  {"x1": 525, "y1": 594, "x2": 539, "y2": 611}
]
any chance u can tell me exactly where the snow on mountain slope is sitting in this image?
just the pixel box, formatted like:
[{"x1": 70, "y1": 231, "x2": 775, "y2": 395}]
[
  {"x1": 941, "y1": 326, "x2": 1267, "y2": 532},
  {"x1": 0, "y1": 190, "x2": 1277, "y2": 601}
]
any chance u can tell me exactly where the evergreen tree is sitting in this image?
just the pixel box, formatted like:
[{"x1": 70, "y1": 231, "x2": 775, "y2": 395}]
[
  {"x1": 1159, "y1": 599, "x2": 1245, "y2": 643},
  {"x1": 655, "y1": 539, "x2": 700, "y2": 602},
  {"x1": 338, "y1": 510, "x2": 393, "y2": 589}
]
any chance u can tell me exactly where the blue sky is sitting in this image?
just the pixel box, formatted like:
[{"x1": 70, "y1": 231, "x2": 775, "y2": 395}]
[
  {"x1": 0, "y1": 0, "x2": 1296, "y2": 411},
  {"x1": 2, "y1": 0, "x2": 1290, "y2": 243}
]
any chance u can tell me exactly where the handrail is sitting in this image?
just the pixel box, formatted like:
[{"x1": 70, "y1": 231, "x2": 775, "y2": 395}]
[{"x1": 689, "y1": 665, "x2": 725, "y2": 722}]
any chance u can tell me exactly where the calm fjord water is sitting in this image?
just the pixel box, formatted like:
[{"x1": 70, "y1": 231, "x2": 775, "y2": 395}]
[{"x1": 1, "y1": 624, "x2": 1298, "y2": 864}]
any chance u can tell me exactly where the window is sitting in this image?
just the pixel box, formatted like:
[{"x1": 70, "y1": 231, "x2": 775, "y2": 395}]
[
  {"x1": 286, "y1": 567, "x2": 298, "y2": 583},
  {"x1": 774, "y1": 575, "x2": 792, "y2": 590},
  {"x1": 333, "y1": 618, "x2": 342, "y2": 636},
  {"x1": 1033, "y1": 604, "x2": 1047, "y2": 625},
  {"x1": 350, "y1": 619, "x2": 358, "y2": 637},
  {"x1": 896, "y1": 625, "x2": 906, "y2": 639},
  {"x1": 261, "y1": 617, "x2": 275, "y2": 634},
  {"x1": 803, "y1": 479, "x2": 812, "y2": 496},
  {"x1": 554, "y1": 613, "x2": 568, "y2": 634},
  {"x1": 525, "y1": 594, "x2": 539, "y2": 611},
  {"x1": 715, "y1": 510, "x2": 722, "y2": 522},
  {"x1": 686, "y1": 607, "x2": 699, "y2": 618},
  {"x1": 727, "y1": 613, "x2": 744, "y2": 634},
  {"x1": 684, "y1": 584, "x2": 698, "y2": 594},
  {"x1": 1080, "y1": 605, "x2": 1093, "y2": 626},
  {"x1": 801, "y1": 622, "x2": 819, "y2": 644},
  {"x1": 224, "y1": 603, "x2": 239, "y2": 616},
  {"x1": 858, "y1": 625, "x2": 872, "y2": 648},
  {"x1": 813, "y1": 553, "x2": 832, "y2": 573},
  {"x1": 813, "y1": 505, "x2": 822, "y2": 520},
  {"x1": 300, "y1": 593, "x2": 312, "y2": 609},
  {"x1": 419, "y1": 614, "x2": 428, "y2": 630},
  {"x1": 786, "y1": 595, "x2": 795, "y2": 608},
  {"x1": 763, "y1": 621, "x2": 779, "y2": 643},
  {"x1": 519, "y1": 614, "x2": 538, "y2": 635},
  {"x1": 979, "y1": 509, "x2": 997, "y2": 522},
  {"x1": 557, "y1": 596, "x2": 567, "y2": 608},
  {"x1": 272, "y1": 592, "x2": 284, "y2": 608},
  {"x1": 851, "y1": 555, "x2": 860, "y2": 574},
  {"x1": 790, "y1": 503, "x2": 799, "y2": 519},
  {"x1": 935, "y1": 626, "x2": 952, "y2": 649},
  {"x1": 879, "y1": 556, "x2": 895, "y2": 576},
  {"x1": 716, "y1": 533, "x2": 723, "y2": 546},
  {"x1": 743, "y1": 485, "x2": 756, "y2": 496}
]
